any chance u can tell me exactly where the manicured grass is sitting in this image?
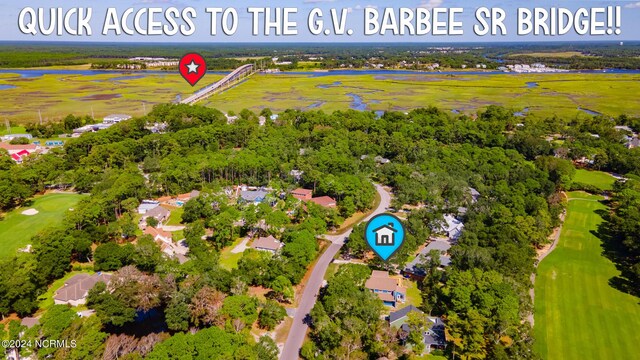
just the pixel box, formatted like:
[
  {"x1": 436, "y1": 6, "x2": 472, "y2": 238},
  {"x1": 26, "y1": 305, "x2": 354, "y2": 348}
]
[
  {"x1": 403, "y1": 278, "x2": 423, "y2": 308},
  {"x1": 165, "y1": 206, "x2": 184, "y2": 226},
  {"x1": 0, "y1": 193, "x2": 86, "y2": 258},
  {"x1": 219, "y1": 237, "x2": 245, "y2": 270},
  {"x1": 574, "y1": 169, "x2": 616, "y2": 191},
  {"x1": 534, "y1": 192, "x2": 640, "y2": 360},
  {"x1": 323, "y1": 263, "x2": 339, "y2": 281}
]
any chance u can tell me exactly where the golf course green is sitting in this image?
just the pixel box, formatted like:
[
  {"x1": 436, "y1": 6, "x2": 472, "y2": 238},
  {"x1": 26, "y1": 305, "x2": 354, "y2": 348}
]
[
  {"x1": 0, "y1": 193, "x2": 86, "y2": 258},
  {"x1": 534, "y1": 191, "x2": 640, "y2": 360}
]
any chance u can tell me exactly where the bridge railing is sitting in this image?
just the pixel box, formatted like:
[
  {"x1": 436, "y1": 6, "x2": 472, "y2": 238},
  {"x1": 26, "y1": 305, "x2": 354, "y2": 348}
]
[{"x1": 181, "y1": 64, "x2": 254, "y2": 104}]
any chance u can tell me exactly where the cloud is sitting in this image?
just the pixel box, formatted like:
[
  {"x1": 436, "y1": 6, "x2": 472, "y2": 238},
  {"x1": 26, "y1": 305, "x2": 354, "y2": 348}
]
[
  {"x1": 624, "y1": 2, "x2": 640, "y2": 8},
  {"x1": 418, "y1": 0, "x2": 444, "y2": 9}
]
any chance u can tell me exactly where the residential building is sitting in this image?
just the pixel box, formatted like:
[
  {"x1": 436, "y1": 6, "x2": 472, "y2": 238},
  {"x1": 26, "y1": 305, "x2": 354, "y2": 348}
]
[
  {"x1": 251, "y1": 235, "x2": 283, "y2": 254},
  {"x1": 365, "y1": 270, "x2": 406, "y2": 307},
  {"x1": 1, "y1": 134, "x2": 32, "y2": 142},
  {"x1": 403, "y1": 239, "x2": 451, "y2": 280},
  {"x1": 144, "y1": 226, "x2": 173, "y2": 244},
  {"x1": 176, "y1": 190, "x2": 200, "y2": 203},
  {"x1": 389, "y1": 305, "x2": 446, "y2": 354},
  {"x1": 20, "y1": 317, "x2": 39, "y2": 329},
  {"x1": 310, "y1": 196, "x2": 337, "y2": 208},
  {"x1": 138, "y1": 200, "x2": 160, "y2": 214},
  {"x1": 291, "y1": 188, "x2": 313, "y2": 201},
  {"x1": 289, "y1": 169, "x2": 304, "y2": 181},
  {"x1": 103, "y1": 114, "x2": 132, "y2": 124},
  {"x1": 53, "y1": 273, "x2": 112, "y2": 306},
  {"x1": 441, "y1": 214, "x2": 464, "y2": 241},
  {"x1": 0, "y1": 142, "x2": 38, "y2": 155},
  {"x1": 374, "y1": 155, "x2": 391, "y2": 164},
  {"x1": 240, "y1": 190, "x2": 269, "y2": 204},
  {"x1": 143, "y1": 206, "x2": 171, "y2": 224}
]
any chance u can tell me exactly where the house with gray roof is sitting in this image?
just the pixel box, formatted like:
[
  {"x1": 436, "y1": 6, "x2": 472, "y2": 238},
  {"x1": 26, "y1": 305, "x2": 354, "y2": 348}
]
[
  {"x1": 251, "y1": 235, "x2": 283, "y2": 253},
  {"x1": 389, "y1": 305, "x2": 446, "y2": 354},
  {"x1": 403, "y1": 239, "x2": 451, "y2": 280},
  {"x1": 54, "y1": 273, "x2": 112, "y2": 306},
  {"x1": 240, "y1": 190, "x2": 269, "y2": 204}
]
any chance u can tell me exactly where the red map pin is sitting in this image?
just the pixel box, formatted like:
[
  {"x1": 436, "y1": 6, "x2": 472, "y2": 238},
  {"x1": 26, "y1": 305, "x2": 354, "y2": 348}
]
[{"x1": 179, "y1": 53, "x2": 207, "y2": 86}]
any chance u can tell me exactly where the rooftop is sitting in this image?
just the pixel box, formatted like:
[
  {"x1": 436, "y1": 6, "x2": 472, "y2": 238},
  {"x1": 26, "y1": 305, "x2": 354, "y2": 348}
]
[
  {"x1": 251, "y1": 235, "x2": 283, "y2": 251},
  {"x1": 54, "y1": 273, "x2": 111, "y2": 302},
  {"x1": 309, "y1": 196, "x2": 337, "y2": 207},
  {"x1": 365, "y1": 271, "x2": 406, "y2": 294}
]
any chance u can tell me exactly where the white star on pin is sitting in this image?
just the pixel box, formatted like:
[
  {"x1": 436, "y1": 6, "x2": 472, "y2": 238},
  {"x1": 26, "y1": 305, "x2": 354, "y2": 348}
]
[{"x1": 186, "y1": 60, "x2": 199, "y2": 73}]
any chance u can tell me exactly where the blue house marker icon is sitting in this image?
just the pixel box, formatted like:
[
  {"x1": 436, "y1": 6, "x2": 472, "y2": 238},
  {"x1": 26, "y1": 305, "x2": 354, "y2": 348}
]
[
  {"x1": 373, "y1": 223, "x2": 397, "y2": 246},
  {"x1": 365, "y1": 214, "x2": 405, "y2": 261}
]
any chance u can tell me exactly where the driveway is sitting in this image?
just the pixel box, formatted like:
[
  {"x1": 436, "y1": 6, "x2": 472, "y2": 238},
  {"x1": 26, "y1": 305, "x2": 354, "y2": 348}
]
[{"x1": 280, "y1": 184, "x2": 391, "y2": 360}]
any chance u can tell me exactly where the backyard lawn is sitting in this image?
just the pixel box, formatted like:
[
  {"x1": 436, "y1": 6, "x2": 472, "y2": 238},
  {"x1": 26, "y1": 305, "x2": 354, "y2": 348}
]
[
  {"x1": 219, "y1": 237, "x2": 246, "y2": 270},
  {"x1": 0, "y1": 193, "x2": 86, "y2": 258},
  {"x1": 534, "y1": 192, "x2": 640, "y2": 360},
  {"x1": 574, "y1": 169, "x2": 616, "y2": 191}
]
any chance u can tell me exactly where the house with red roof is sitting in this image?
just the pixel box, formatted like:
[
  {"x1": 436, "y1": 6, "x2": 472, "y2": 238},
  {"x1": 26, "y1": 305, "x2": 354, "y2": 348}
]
[
  {"x1": 310, "y1": 196, "x2": 337, "y2": 208},
  {"x1": 291, "y1": 188, "x2": 313, "y2": 201},
  {"x1": 144, "y1": 226, "x2": 173, "y2": 244}
]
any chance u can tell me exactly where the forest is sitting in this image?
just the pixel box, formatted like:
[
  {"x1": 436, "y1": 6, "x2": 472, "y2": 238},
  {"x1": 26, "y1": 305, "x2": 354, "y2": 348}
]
[
  {"x1": 0, "y1": 103, "x2": 639, "y2": 359},
  {"x1": 2, "y1": 41, "x2": 640, "y2": 69}
]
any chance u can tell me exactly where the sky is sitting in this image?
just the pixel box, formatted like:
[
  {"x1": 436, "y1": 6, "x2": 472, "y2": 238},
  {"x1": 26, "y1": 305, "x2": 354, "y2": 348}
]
[{"x1": 1, "y1": 0, "x2": 639, "y2": 42}]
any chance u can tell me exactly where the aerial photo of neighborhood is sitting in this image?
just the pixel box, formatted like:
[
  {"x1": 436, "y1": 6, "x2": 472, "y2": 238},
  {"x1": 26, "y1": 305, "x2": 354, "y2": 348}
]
[{"x1": 1, "y1": 1, "x2": 640, "y2": 360}]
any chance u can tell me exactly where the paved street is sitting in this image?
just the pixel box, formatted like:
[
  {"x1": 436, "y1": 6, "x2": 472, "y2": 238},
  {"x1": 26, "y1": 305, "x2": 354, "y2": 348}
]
[{"x1": 280, "y1": 184, "x2": 392, "y2": 360}]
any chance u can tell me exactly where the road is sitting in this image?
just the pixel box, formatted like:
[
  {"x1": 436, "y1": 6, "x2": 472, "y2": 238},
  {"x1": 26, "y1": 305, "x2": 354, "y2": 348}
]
[{"x1": 280, "y1": 184, "x2": 392, "y2": 360}]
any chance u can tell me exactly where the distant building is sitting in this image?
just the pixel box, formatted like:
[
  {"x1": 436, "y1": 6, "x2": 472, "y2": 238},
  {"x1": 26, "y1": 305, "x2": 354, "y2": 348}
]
[
  {"x1": 20, "y1": 317, "x2": 40, "y2": 329},
  {"x1": 251, "y1": 235, "x2": 283, "y2": 254},
  {"x1": 365, "y1": 270, "x2": 406, "y2": 307},
  {"x1": 0, "y1": 142, "x2": 37, "y2": 155},
  {"x1": 289, "y1": 169, "x2": 304, "y2": 181},
  {"x1": 176, "y1": 190, "x2": 200, "y2": 203},
  {"x1": 309, "y1": 196, "x2": 337, "y2": 208},
  {"x1": 1, "y1": 134, "x2": 32, "y2": 142},
  {"x1": 54, "y1": 273, "x2": 112, "y2": 306},
  {"x1": 441, "y1": 214, "x2": 464, "y2": 241},
  {"x1": 138, "y1": 200, "x2": 160, "y2": 214},
  {"x1": 291, "y1": 188, "x2": 313, "y2": 201},
  {"x1": 374, "y1": 155, "x2": 391, "y2": 164},
  {"x1": 389, "y1": 305, "x2": 446, "y2": 354},
  {"x1": 103, "y1": 114, "x2": 132, "y2": 124},
  {"x1": 144, "y1": 226, "x2": 173, "y2": 244},
  {"x1": 240, "y1": 190, "x2": 269, "y2": 204},
  {"x1": 403, "y1": 239, "x2": 451, "y2": 280},
  {"x1": 143, "y1": 206, "x2": 171, "y2": 224}
]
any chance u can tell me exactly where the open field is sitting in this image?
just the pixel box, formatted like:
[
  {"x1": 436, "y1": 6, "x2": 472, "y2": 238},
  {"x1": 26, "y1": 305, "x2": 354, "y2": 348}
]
[
  {"x1": 0, "y1": 193, "x2": 86, "y2": 258},
  {"x1": 534, "y1": 192, "x2": 640, "y2": 360},
  {"x1": 2, "y1": 71, "x2": 640, "y2": 123},
  {"x1": 574, "y1": 169, "x2": 616, "y2": 191},
  {"x1": 0, "y1": 70, "x2": 221, "y2": 122},
  {"x1": 201, "y1": 72, "x2": 640, "y2": 118}
]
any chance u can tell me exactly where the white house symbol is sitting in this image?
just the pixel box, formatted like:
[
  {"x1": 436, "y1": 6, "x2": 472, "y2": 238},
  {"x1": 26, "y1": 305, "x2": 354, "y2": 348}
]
[{"x1": 373, "y1": 223, "x2": 397, "y2": 246}]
